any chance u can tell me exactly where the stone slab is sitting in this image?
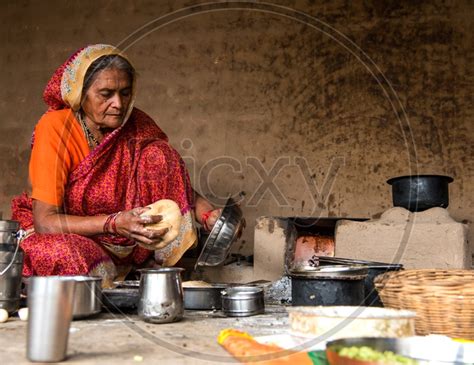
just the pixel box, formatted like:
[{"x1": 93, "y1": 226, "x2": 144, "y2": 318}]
[{"x1": 335, "y1": 207, "x2": 470, "y2": 269}]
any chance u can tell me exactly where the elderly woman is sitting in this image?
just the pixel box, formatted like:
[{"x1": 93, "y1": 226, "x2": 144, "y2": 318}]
[{"x1": 11, "y1": 44, "x2": 220, "y2": 286}]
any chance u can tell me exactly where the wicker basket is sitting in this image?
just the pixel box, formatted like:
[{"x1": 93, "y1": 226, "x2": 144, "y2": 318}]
[{"x1": 374, "y1": 269, "x2": 474, "y2": 339}]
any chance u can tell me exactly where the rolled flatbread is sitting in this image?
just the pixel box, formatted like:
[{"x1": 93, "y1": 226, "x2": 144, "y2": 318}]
[{"x1": 140, "y1": 199, "x2": 182, "y2": 247}]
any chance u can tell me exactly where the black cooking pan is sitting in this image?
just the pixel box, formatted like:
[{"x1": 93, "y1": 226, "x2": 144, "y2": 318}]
[{"x1": 387, "y1": 175, "x2": 453, "y2": 212}]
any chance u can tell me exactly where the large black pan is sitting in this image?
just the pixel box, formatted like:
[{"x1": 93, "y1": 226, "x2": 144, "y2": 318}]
[{"x1": 387, "y1": 175, "x2": 453, "y2": 212}]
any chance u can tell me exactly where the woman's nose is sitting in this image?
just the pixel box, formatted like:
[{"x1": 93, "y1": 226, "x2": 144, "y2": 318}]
[{"x1": 110, "y1": 93, "x2": 123, "y2": 110}]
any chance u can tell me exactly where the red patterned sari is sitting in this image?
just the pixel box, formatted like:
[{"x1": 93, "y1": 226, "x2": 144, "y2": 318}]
[{"x1": 12, "y1": 107, "x2": 197, "y2": 284}]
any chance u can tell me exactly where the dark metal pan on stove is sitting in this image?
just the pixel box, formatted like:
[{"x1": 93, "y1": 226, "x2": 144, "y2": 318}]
[{"x1": 314, "y1": 256, "x2": 403, "y2": 307}]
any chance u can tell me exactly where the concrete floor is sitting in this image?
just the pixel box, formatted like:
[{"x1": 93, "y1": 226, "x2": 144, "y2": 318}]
[{"x1": 1, "y1": 306, "x2": 289, "y2": 364}]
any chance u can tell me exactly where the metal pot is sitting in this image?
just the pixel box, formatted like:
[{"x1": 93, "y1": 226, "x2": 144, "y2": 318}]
[
  {"x1": 138, "y1": 268, "x2": 184, "y2": 323},
  {"x1": 317, "y1": 257, "x2": 403, "y2": 307},
  {"x1": 289, "y1": 265, "x2": 368, "y2": 306},
  {"x1": 221, "y1": 286, "x2": 264, "y2": 317},
  {"x1": 0, "y1": 220, "x2": 24, "y2": 313},
  {"x1": 183, "y1": 284, "x2": 227, "y2": 310},
  {"x1": 71, "y1": 276, "x2": 102, "y2": 319},
  {"x1": 387, "y1": 175, "x2": 453, "y2": 212}
]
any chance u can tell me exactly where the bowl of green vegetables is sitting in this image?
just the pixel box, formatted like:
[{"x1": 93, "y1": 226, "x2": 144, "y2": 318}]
[{"x1": 326, "y1": 336, "x2": 474, "y2": 364}]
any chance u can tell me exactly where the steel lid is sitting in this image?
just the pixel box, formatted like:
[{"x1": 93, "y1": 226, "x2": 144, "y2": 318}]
[
  {"x1": 0, "y1": 220, "x2": 19, "y2": 231},
  {"x1": 289, "y1": 264, "x2": 369, "y2": 279},
  {"x1": 221, "y1": 286, "x2": 263, "y2": 299}
]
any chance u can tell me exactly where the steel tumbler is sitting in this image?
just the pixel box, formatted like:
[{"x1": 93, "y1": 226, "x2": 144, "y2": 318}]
[{"x1": 27, "y1": 276, "x2": 76, "y2": 362}]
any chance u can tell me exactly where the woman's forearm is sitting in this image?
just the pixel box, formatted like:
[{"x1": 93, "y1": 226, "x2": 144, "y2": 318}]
[
  {"x1": 33, "y1": 200, "x2": 107, "y2": 236},
  {"x1": 32, "y1": 200, "x2": 167, "y2": 247}
]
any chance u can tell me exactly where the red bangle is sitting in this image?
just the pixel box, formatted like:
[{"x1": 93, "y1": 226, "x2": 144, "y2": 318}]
[
  {"x1": 201, "y1": 210, "x2": 213, "y2": 231},
  {"x1": 103, "y1": 212, "x2": 121, "y2": 234},
  {"x1": 103, "y1": 214, "x2": 114, "y2": 233},
  {"x1": 111, "y1": 211, "x2": 122, "y2": 234}
]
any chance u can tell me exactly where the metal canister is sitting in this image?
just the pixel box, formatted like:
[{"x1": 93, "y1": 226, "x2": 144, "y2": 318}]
[
  {"x1": 221, "y1": 286, "x2": 265, "y2": 317},
  {"x1": 0, "y1": 220, "x2": 24, "y2": 313}
]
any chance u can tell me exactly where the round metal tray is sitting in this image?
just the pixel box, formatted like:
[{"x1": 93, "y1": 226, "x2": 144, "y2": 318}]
[
  {"x1": 289, "y1": 264, "x2": 369, "y2": 279},
  {"x1": 102, "y1": 288, "x2": 139, "y2": 312}
]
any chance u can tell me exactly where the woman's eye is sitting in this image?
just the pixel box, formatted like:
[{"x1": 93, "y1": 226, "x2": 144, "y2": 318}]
[
  {"x1": 99, "y1": 91, "x2": 112, "y2": 97},
  {"x1": 121, "y1": 89, "x2": 132, "y2": 97}
]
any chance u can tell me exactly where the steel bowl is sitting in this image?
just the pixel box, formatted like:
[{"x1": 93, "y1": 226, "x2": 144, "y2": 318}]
[
  {"x1": 195, "y1": 197, "x2": 245, "y2": 268},
  {"x1": 24, "y1": 276, "x2": 102, "y2": 319},
  {"x1": 71, "y1": 276, "x2": 102, "y2": 319}
]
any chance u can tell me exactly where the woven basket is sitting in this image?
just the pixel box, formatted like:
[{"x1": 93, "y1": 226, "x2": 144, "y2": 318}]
[{"x1": 374, "y1": 269, "x2": 474, "y2": 339}]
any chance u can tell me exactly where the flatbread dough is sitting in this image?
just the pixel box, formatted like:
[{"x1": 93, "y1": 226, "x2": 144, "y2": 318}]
[
  {"x1": 141, "y1": 199, "x2": 182, "y2": 247},
  {"x1": 182, "y1": 280, "x2": 212, "y2": 288}
]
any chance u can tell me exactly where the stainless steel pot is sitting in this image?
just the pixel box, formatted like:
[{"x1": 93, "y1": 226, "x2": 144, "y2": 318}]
[
  {"x1": 71, "y1": 276, "x2": 102, "y2": 319},
  {"x1": 183, "y1": 284, "x2": 227, "y2": 310},
  {"x1": 221, "y1": 286, "x2": 264, "y2": 317},
  {"x1": 138, "y1": 268, "x2": 184, "y2": 323},
  {"x1": 0, "y1": 220, "x2": 24, "y2": 313}
]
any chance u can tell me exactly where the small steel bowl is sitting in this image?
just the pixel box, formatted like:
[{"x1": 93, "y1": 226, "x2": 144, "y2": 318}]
[
  {"x1": 23, "y1": 276, "x2": 102, "y2": 319},
  {"x1": 221, "y1": 286, "x2": 264, "y2": 317}
]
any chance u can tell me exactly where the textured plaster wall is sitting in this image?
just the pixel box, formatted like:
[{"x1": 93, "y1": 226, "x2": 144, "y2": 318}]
[{"x1": 1, "y1": 1, "x2": 473, "y2": 256}]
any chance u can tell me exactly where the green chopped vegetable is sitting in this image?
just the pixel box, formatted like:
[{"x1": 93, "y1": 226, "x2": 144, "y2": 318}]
[{"x1": 337, "y1": 346, "x2": 418, "y2": 364}]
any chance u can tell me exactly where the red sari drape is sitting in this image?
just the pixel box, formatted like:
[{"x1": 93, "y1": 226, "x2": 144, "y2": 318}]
[{"x1": 11, "y1": 108, "x2": 196, "y2": 283}]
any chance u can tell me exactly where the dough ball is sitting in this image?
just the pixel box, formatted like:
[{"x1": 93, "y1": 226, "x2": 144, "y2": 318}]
[
  {"x1": 18, "y1": 307, "x2": 28, "y2": 321},
  {"x1": 141, "y1": 199, "x2": 182, "y2": 247},
  {"x1": 0, "y1": 308, "x2": 8, "y2": 323}
]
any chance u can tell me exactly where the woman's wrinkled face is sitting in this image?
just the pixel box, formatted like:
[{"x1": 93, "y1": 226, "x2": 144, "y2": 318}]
[{"x1": 81, "y1": 68, "x2": 132, "y2": 129}]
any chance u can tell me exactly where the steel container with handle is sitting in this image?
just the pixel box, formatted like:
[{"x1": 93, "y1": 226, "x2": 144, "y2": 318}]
[
  {"x1": 0, "y1": 220, "x2": 24, "y2": 313},
  {"x1": 138, "y1": 268, "x2": 184, "y2": 323}
]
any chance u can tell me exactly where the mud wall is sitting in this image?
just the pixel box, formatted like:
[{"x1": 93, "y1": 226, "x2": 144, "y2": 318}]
[{"x1": 1, "y1": 1, "x2": 472, "y2": 257}]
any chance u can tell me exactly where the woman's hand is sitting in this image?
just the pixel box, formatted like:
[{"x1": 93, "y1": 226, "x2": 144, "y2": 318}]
[
  {"x1": 204, "y1": 208, "x2": 222, "y2": 231},
  {"x1": 114, "y1": 207, "x2": 169, "y2": 248}
]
